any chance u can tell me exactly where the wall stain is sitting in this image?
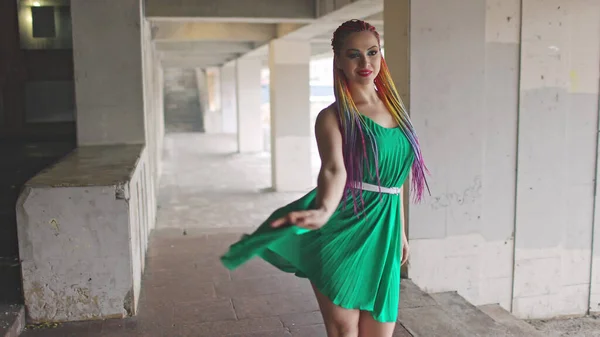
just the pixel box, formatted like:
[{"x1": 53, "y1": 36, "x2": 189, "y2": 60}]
[
  {"x1": 49, "y1": 219, "x2": 60, "y2": 236},
  {"x1": 430, "y1": 176, "x2": 482, "y2": 210}
]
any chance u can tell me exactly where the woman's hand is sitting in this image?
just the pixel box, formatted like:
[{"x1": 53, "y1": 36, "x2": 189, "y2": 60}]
[
  {"x1": 270, "y1": 207, "x2": 331, "y2": 230},
  {"x1": 401, "y1": 236, "x2": 410, "y2": 266}
]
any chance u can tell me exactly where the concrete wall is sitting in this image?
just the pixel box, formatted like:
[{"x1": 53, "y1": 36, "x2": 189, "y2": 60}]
[
  {"x1": 127, "y1": 148, "x2": 155, "y2": 314},
  {"x1": 14, "y1": 0, "x2": 164, "y2": 322},
  {"x1": 141, "y1": 16, "x2": 164, "y2": 202},
  {"x1": 71, "y1": 0, "x2": 146, "y2": 145},
  {"x1": 398, "y1": 0, "x2": 600, "y2": 319},
  {"x1": 16, "y1": 145, "x2": 154, "y2": 322},
  {"x1": 514, "y1": 0, "x2": 600, "y2": 318}
]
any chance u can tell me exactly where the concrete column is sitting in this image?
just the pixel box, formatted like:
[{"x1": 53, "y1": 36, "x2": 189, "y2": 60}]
[
  {"x1": 202, "y1": 67, "x2": 223, "y2": 134},
  {"x1": 220, "y1": 63, "x2": 238, "y2": 134},
  {"x1": 384, "y1": 0, "x2": 517, "y2": 312},
  {"x1": 235, "y1": 58, "x2": 263, "y2": 152},
  {"x1": 384, "y1": 0, "x2": 411, "y2": 280},
  {"x1": 71, "y1": 0, "x2": 145, "y2": 145},
  {"x1": 269, "y1": 39, "x2": 312, "y2": 191},
  {"x1": 195, "y1": 69, "x2": 211, "y2": 131}
]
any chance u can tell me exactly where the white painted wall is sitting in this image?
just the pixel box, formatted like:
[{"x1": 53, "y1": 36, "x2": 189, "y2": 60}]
[{"x1": 385, "y1": 0, "x2": 600, "y2": 319}]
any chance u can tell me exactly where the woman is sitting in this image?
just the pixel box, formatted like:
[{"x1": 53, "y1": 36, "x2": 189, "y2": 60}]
[{"x1": 221, "y1": 19, "x2": 429, "y2": 337}]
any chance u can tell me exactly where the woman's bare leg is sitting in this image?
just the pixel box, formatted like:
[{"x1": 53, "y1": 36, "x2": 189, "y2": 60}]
[
  {"x1": 358, "y1": 311, "x2": 395, "y2": 337},
  {"x1": 311, "y1": 283, "x2": 360, "y2": 337}
]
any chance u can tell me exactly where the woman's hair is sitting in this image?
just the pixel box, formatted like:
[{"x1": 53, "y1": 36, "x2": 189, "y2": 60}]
[{"x1": 331, "y1": 19, "x2": 429, "y2": 213}]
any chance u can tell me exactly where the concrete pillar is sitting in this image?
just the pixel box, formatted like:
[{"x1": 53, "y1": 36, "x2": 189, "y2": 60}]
[
  {"x1": 383, "y1": 1, "x2": 410, "y2": 106},
  {"x1": 71, "y1": 0, "x2": 145, "y2": 145},
  {"x1": 195, "y1": 68, "x2": 211, "y2": 131},
  {"x1": 220, "y1": 63, "x2": 238, "y2": 134},
  {"x1": 268, "y1": 39, "x2": 312, "y2": 191},
  {"x1": 384, "y1": 0, "x2": 411, "y2": 280},
  {"x1": 384, "y1": 0, "x2": 517, "y2": 311},
  {"x1": 202, "y1": 67, "x2": 223, "y2": 134},
  {"x1": 235, "y1": 58, "x2": 263, "y2": 152}
]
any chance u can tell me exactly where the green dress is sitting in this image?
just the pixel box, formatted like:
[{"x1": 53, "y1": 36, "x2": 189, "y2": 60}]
[{"x1": 220, "y1": 115, "x2": 415, "y2": 323}]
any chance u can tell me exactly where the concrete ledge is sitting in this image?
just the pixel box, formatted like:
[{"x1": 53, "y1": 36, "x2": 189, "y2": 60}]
[
  {"x1": 24, "y1": 145, "x2": 142, "y2": 188},
  {"x1": 16, "y1": 145, "x2": 156, "y2": 323}
]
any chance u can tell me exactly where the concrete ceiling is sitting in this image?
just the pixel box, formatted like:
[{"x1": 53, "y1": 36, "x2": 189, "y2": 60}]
[
  {"x1": 149, "y1": 0, "x2": 385, "y2": 69},
  {"x1": 146, "y1": 0, "x2": 316, "y2": 21}
]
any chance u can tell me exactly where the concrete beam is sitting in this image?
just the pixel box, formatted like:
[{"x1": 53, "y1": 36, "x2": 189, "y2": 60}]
[
  {"x1": 158, "y1": 51, "x2": 241, "y2": 60},
  {"x1": 277, "y1": 1, "x2": 383, "y2": 40},
  {"x1": 241, "y1": 4, "x2": 384, "y2": 61},
  {"x1": 155, "y1": 41, "x2": 256, "y2": 54},
  {"x1": 152, "y1": 22, "x2": 277, "y2": 42},
  {"x1": 311, "y1": 21, "x2": 384, "y2": 41},
  {"x1": 160, "y1": 54, "x2": 240, "y2": 68},
  {"x1": 364, "y1": 11, "x2": 384, "y2": 21},
  {"x1": 316, "y1": 0, "x2": 383, "y2": 21},
  {"x1": 311, "y1": 41, "x2": 333, "y2": 56},
  {"x1": 146, "y1": 0, "x2": 316, "y2": 20}
]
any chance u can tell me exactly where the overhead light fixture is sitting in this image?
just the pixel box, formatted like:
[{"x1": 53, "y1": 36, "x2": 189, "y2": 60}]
[{"x1": 32, "y1": 1, "x2": 41, "y2": 6}]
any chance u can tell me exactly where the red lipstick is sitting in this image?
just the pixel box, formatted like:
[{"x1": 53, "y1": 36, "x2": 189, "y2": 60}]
[{"x1": 357, "y1": 69, "x2": 372, "y2": 77}]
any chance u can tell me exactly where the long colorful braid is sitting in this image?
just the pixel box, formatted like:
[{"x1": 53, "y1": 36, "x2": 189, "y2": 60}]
[{"x1": 331, "y1": 20, "x2": 430, "y2": 213}]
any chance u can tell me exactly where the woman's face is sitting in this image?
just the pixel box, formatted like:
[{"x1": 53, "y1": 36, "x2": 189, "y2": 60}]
[{"x1": 335, "y1": 31, "x2": 381, "y2": 85}]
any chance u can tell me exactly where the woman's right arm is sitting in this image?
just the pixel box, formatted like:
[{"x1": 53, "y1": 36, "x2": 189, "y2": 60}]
[
  {"x1": 270, "y1": 105, "x2": 347, "y2": 229},
  {"x1": 313, "y1": 106, "x2": 347, "y2": 218}
]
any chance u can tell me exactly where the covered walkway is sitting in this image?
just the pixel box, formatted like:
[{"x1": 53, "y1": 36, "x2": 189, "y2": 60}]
[
  {"x1": 1, "y1": 0, "x2": 600, "y2": 336},
  {"x1": 19, "y1": 134, "x2": 413, "y2": 336}
]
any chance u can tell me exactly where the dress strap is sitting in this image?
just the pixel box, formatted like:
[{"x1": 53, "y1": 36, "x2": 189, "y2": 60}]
[{"x1": 348, "y1": 181, "x2": 402, "y2": 195}]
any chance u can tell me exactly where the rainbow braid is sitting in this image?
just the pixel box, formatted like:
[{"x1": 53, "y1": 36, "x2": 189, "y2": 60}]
[
  {"x1": 375, "y1": 58, "x2": 430, "y2": 202},
  {"x1": 333, "y1": 69, "x2": 380, "y2": 215},
  {"x1": 332, "y1": 20, "x2": 430, "y2": 213}
]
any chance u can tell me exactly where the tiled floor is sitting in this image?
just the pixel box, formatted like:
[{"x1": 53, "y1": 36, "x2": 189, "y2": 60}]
[
  {"x1": 22, "y1": 230, "x2": 413, "y2": 336},
  {"x1": 157, "y1": 133, "x2": 317, "y2": 231}
]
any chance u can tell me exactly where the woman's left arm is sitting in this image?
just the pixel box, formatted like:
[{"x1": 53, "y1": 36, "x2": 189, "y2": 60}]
[{"x1": 401, "y1": 186, "x2": 410, "y2": 265}]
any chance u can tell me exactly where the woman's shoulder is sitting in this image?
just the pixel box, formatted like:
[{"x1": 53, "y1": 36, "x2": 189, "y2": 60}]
[
  {"x1": 315, "y1": 102, "x2": 341, "y2": 133},
  {"x1": 316, "y1": 102, "x2": 338, "y2": 123}
]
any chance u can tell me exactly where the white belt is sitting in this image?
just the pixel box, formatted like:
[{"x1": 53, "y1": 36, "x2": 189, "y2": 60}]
[{"x1": 348, "y1": 181, "x2": 402, "y2": 195}]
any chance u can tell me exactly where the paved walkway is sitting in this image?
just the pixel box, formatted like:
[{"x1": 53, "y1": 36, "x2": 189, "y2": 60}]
[
  {"x1": 21, "y1": 133, "x2": 414, "y2": 336},
  {"x1": 22, "y1": 230, "x2": 414, "y2": 336},
  {"x1": 157, "y1": 133, "x2": 314, "y2": 231}
]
